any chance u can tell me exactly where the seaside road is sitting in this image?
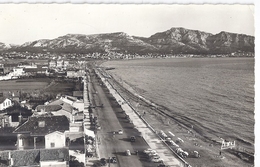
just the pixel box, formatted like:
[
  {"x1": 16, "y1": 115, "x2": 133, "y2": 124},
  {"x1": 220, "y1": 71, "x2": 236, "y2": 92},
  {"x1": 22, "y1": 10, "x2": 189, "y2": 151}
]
[
  {"x1": 91, "y1": 74, "x2": 144, "y2": 167},
  {"x1": 96, "y1": 69, "x2": 186, "y2": 167}
]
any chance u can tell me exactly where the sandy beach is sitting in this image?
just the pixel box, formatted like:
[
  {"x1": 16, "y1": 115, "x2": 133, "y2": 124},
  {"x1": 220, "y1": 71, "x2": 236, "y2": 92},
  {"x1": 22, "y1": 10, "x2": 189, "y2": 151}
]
[{"x1": 100, "y1": 65, "x2": 254, "y2": 167}]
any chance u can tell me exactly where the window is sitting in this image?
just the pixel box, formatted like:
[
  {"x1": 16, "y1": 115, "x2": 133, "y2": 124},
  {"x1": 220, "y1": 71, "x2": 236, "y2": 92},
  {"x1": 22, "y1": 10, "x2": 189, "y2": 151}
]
[{"x1": 51, "y1": 142, "x2": 55, "y2": 148}]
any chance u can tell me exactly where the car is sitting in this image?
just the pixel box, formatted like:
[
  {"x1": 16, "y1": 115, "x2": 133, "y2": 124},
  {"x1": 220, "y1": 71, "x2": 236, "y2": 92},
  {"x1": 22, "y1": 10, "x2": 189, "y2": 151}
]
[
  {"x1": 147, "y1": 152, "x2": 159, "y2": 158},
  {"x1": 150, "y1": 156, "x2": 163, "y2": 163},
  {"x1": 143, "y1": 148, "x2": 154, "y2": 154},
  {"x1": 100, "y1": 158, "x2": 107, "y2": 166},
  {"x1": 125, "y1": 150, "x2": 131, "y2": 156},
  {"x1": 130, "y1": 136, "x2": 136, "y2": 142},
  {"x1": 118, "y1": 129, "x2": 123, "y2": 134},
  {"x1": 110, "y1": 157, "x2": 117, "y2": 163}
]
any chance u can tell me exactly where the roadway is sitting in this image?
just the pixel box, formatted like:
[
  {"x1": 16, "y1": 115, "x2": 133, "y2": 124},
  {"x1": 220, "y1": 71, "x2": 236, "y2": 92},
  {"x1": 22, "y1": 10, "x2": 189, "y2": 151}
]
[{"x1": 88, "y1": 67, "x2": 156, "y2": 167}]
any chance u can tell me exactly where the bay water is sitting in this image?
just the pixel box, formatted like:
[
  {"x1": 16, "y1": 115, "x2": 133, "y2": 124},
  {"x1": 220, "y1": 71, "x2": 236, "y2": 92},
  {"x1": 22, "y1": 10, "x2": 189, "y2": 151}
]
[{"x1": 103, "y1": 57, "x2": 254, "y2": 152}]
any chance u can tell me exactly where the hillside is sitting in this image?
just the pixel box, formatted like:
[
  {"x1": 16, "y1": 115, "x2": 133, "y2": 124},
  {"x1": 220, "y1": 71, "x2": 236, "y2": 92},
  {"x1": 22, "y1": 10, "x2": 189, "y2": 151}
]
[{"x1": 2, "y1": 27, "x2": 255, "y2": 54}]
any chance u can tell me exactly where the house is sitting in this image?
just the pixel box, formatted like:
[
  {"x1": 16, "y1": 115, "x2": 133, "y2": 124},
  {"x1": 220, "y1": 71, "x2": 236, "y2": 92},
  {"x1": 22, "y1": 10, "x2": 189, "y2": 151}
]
[
  {"x1": 3, "y1": 111, "x2": 32, "y2": 128},
  {"x1": 0, "y1": 97, "x2": 13, "y2": 111},
  {"x1": 44, "y1": 99, "x2": 74, "y2": 121},
  {"x1": 0, "y1": 148, "x2": 69, "y2": 167},
  {"x1": 45, "y1": 131, "x2": 66, "y2": 149},
  {"x1": 13, "y1": 115, "x2": 69, "y2": 150},
  {"x1": 1, "y1": 115, "x2": 21, "y2": 127},
  {"x1": 12, "y1": 67, "x2": 24, "y2": 77},
  {"x1": 1, "y1": 102, "x2": 33, "y2": 128}
]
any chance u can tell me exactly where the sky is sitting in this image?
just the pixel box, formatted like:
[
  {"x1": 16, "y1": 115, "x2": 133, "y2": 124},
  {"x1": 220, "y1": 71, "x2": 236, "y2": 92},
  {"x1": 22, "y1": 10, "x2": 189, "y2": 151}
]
[{"x1": 0, "y1": 4, "x2": 255, "y2": 45}]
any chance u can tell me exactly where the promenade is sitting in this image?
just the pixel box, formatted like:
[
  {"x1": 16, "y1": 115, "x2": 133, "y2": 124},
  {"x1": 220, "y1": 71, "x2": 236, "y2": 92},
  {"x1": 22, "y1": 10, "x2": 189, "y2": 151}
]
[{"x1": 96, "y1": 69, "x2": 187, "y2": 167}]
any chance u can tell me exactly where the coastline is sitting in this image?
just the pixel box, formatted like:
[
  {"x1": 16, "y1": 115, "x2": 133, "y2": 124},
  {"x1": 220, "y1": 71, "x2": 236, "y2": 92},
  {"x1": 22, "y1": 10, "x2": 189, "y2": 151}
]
[{"x1": 100, "y1": 63, "x2": 254, "y2": 167}]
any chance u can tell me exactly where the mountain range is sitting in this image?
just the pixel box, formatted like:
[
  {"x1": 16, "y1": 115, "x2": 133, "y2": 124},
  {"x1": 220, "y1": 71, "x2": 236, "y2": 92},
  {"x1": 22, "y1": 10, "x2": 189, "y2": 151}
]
[{"x1": 1, "y1": 27, "x2": 255, "y2": 54}]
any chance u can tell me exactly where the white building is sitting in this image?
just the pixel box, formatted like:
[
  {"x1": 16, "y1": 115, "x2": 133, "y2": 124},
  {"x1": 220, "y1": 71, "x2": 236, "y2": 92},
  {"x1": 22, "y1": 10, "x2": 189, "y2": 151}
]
[
  {"x1": 0, "y1": 98, "x2": 13, "y2": 111},
  {"x1": 45, "y1": 131, "x2": 66, "y2": 149}
]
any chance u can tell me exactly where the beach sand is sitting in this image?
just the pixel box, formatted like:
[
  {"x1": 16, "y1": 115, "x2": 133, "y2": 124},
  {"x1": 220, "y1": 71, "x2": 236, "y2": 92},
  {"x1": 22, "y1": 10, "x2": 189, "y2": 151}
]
[{"x1": 103, "y1": 69, "x2": 254, "y2": 167}]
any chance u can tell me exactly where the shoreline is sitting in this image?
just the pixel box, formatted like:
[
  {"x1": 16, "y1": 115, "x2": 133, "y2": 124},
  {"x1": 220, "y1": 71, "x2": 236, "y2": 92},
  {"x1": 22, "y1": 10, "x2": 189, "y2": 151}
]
[{"x1": 100, "y1": 66, "x2": 254, "y2": 167}]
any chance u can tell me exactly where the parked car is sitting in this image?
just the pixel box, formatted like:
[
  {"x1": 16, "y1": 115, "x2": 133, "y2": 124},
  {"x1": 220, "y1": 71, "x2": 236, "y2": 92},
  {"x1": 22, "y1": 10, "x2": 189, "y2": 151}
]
[
  {"x1": 110, "y1": 157, "x2": 117, "y2": 163},
  {"x1": 147, "y1": 152, "x2": 159, "y2": 158},
  {"x1": 143, "y1": 148, "x2": 155, "y2": 154},
  {"x1": 100, "y1": 158, "x2": 107, "y2": 166},
  {"x1": 125, "y1": 150, "x2": 131, "y2": 156},
  {"x1": 150, "y1": 156, "x2": 163, "y2": 163},
  {"x1": 118, "y1": 129, "x2": 123, "y2": 134},
  {"x1": 130, "y1": 136, "x2": 136, "y2": 142}
]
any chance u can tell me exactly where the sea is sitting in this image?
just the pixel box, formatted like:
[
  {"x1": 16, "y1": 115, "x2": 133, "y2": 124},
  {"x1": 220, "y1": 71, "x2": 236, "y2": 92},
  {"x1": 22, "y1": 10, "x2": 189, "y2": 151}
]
[{"x1": 102, "y1": 57, "x2": 255, "y2": 153}]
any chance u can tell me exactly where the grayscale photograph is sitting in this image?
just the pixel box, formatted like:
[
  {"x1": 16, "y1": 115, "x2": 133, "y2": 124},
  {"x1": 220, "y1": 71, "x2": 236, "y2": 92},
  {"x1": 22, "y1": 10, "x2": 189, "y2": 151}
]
[{"x1": 0, "y1": 4, "x2": 255, "y2": 167}]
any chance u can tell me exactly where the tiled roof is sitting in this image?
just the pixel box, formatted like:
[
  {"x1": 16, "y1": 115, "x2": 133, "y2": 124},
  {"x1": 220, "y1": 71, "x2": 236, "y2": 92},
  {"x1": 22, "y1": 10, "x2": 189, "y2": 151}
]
[
  {"x1": 12, "y1": 149, "x2": 40, "y2": 166},
  {"x1": 0, "y1": 148, "x2": 69, "y2": 167},
  {"x1": 49, "y1": 99, "x2": 73, "y2": 113},
  {"x1": 36, "y1": 105, "x2": 62, "y2": 112},
  {"x1": 13, "y1": 115, "x2": 69, "y2": 136},
  {"x1": 40, "y1": 148, "x2": 69, "y2": 161}
]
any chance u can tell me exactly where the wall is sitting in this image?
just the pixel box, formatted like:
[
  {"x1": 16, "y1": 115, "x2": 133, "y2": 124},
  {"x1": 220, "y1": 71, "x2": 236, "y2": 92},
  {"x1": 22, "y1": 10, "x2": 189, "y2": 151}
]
[{"x1": 45, "y1": 132, "x2": 66, "y2": 149}]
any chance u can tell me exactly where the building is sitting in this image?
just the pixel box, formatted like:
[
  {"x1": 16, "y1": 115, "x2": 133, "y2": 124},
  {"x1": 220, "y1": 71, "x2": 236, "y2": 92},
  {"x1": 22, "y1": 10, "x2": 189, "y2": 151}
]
[
  {"x1": 66, "y1": 69, "x2": 85, "y2": 78},
  {"x1": 13, "y1": 115, "x2": 69, "y2": 150},
  {"x1": 45, "y1": 131, "x2": 66, "y2": 149},
  {"x1": 12, "y1": 67, "x2": 25, "y2": 77},
  {"x1": 0, "y1": 97, "x2": 13, "y2": 111}
]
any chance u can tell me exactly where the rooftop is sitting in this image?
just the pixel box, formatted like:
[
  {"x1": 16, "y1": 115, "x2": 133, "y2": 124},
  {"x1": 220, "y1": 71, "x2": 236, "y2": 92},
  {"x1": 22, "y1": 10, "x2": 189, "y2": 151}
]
[
  {"x1": 36, "y1": 105, "x2": 62, "y2": 112},
  {"x1": 13, "y1": 115, "x2": 69, "y2": 136},
  {"x1": 0, "y1": 148, "x2": 69, "y2": 167}
]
